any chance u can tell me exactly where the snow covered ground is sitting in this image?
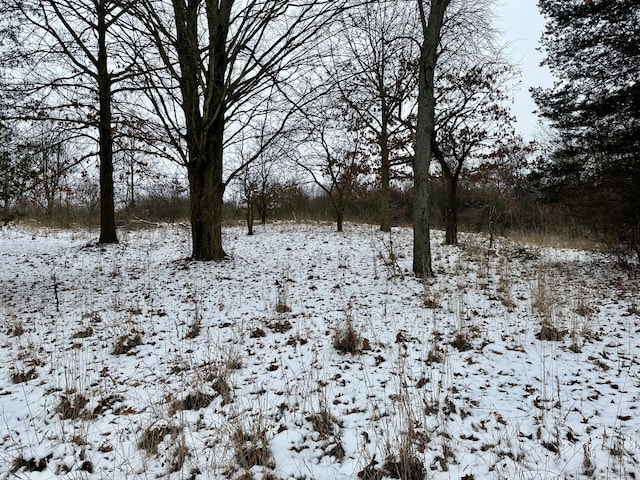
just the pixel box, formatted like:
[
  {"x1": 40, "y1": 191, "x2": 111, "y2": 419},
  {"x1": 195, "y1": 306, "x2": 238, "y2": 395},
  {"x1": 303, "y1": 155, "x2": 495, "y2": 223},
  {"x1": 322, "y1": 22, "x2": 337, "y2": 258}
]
[{"x1": 1, "y1": 221, "x2": 639, "y2": 480}]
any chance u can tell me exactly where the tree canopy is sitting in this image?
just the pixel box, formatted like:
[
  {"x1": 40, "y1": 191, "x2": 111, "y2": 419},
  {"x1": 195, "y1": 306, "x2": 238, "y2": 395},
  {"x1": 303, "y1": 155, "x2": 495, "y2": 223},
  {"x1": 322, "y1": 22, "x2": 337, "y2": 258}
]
[{"x1": 532, "y1": 0, "x2": 640, "y2": 253}]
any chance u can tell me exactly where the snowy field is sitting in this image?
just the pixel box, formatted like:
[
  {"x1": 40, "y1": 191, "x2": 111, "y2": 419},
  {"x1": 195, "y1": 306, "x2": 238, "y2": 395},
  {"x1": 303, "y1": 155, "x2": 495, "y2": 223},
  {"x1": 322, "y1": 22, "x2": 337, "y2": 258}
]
[{"x1": 1, "y1": 221, "x2": 639, "y2": 480}]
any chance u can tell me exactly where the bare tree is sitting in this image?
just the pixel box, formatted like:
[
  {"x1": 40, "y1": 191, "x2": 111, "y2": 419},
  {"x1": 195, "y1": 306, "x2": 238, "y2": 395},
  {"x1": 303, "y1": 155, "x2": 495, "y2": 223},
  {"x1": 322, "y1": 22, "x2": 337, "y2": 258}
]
[
  {"x1": 433, "y1": 55, "x2": 516, "y2": 245},
  {"x1": 413, "y1": 0, "x2": 452, "y2": 277},
  {"x1": 26, "y1": 126, "x2": 85, "y2": 216},
  {"x1": 136, "y1": 0, "x2": 358, "y2": 260},
  {"x1": 9, "y1": 0, "x2": 142, "y2": 243},
  {"x1": 293, "y1": 100, "x2": 370, "y2": 232},
  {"x1": 327, "y1": 1, "x2": 419, "y2": 232},
  {"x1": 0, "y1": 123, "x2": 32, "y2": 218}
]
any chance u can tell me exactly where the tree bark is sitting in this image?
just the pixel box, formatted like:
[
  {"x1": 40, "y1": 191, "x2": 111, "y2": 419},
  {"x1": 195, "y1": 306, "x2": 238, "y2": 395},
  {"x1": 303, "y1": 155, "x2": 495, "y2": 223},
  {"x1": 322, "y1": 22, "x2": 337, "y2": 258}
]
[
  {"x1": 186, "y1": 117, "x2": 225, "y2": 260},
  {"x1": 258, "y1": 190, "x2": 267, "y2": 225},
  {"x1": 96, "y1": 0, "x2": 117, "y2": 244},
  {"x1": 413, "y1": 0, "x2": 450, "y2": 276}
]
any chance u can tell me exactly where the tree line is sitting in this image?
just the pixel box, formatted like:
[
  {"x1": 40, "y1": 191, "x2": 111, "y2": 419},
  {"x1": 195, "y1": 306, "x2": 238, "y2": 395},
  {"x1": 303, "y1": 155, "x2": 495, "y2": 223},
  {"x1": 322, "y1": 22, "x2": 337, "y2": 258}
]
[{"x1": 1, "y1": 0, "x2": 637, "y2": 273}]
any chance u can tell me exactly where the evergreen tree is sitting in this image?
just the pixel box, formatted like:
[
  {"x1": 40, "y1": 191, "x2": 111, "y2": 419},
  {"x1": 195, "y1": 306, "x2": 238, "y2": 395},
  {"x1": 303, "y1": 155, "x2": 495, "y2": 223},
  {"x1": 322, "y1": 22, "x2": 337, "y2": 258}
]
[{"x1": 532, "y1": 0, "x2": 640, "y2": 256}]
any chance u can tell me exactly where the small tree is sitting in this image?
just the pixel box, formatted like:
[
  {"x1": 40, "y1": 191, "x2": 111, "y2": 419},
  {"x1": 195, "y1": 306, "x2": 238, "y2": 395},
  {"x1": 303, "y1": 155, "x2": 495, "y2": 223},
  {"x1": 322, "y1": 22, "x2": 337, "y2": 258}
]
[
  {"x1": 8, "y1": 0, "x2": 145, "y2": 243},
  {"x1": 0, "y1": 124, "x2": 34, "y2": 218},
  {"x1": 295, "y1": 101, "x2": 370, "y2": 232},
  {"x1": 238, "y1": 166, "x2": 259, "y2": 236},
  {"x1": 18, "y1": 125, "x2": 86, "y2": 217},
  {"x1": 327, "y1": 1, "x2": 419, "y2": 232},
  {"x1": 433, "y1": 56, "x2": 516, "y2": 245}
]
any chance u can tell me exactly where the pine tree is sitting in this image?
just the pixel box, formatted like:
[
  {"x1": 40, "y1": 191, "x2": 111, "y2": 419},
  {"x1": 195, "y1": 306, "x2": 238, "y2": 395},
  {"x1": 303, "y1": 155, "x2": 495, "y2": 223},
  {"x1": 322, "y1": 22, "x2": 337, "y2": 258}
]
[{"x1": 533, "y1": 0, "x2": 640, "y2": 257}]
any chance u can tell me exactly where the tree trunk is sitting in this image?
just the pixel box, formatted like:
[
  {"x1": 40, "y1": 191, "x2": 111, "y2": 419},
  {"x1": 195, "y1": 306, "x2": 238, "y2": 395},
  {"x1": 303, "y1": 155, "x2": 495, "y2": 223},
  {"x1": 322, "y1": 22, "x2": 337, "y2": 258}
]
[
  {"x1": 380, "y1": 129, "x2": 391, "y2": 232},
  {"x1": 336, "y1": 206, "x2": 344, "y2": 232},
  {"x1": 174, "y1": 0, "x2": 229, "y2": 261},
  {"x1": 258, "y1": 194, "x2": 267, "y2": 225},
  {"x1": 187, "y1": 120, "x2": 225, "y2": 260},
  {"x1": 413, "y1": 0, "x2": 450, "y2": 276},
  {"x1": 96, "y1": 0, "x2": 118, "y2": 244},
  {"x1": 444, "y1": 179, "x2": 458, "y2": 245},
  {"x1": 246, "y1": 199, "x2": 254, "y2": 235},
  {"x1": 129, "y1": 162, "x2": 135, "y2": 209}
]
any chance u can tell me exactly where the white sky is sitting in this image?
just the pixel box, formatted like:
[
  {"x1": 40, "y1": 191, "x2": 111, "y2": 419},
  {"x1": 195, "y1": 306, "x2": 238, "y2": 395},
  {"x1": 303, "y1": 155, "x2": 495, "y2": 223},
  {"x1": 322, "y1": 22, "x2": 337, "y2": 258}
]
[{"x1": 496, "y1": 0, "x2": 555, "y2": 140}]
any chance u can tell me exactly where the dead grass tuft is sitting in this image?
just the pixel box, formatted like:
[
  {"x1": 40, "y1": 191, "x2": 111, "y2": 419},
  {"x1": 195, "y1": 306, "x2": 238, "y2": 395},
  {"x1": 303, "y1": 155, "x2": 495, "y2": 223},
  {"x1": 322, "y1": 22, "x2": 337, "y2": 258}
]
[
  {"x1": 307, "y1": 409, "x2": 337, "y2": 439},
  {"x1": 72, "y1": 326, "x2": 94, "y2": 339},
  {"x1": 450, "y1": 332, "x2": 472, "y2": 352},
  {"x1": 268, "y1": 318, "x2": 292, "y2": 333},
  {"x1": 169, "y1": 391, "x2": 215, "y2": 414},
  {"x1": 138, "y1": 425, "x2": 182, "y2": 454},
  {"x1": 10, "y1": 454, "x2": 52, "y2": 474},
  {"x1": 333, "y1": 313, "x2": 363, "y2": 354},
  {"x1": 93, "y1": 394, "x2": 125, "y2": 416},
  {"x1": 11, "y1": 368, "x2": 38, "y2": 384},
  {"x1": 113, "y1": 332, "x2": 142, "y2": 355},
  {"x1": 168, "y1": 441, "x2": 189, "y2": 473},
  {"x1": 358, "y1": 451, "x2": 426, "y2": 480},
  {"x1": 56, "y1": 393, "x2": 91, "y2": 420},
  {"x1": 5, "y1": 320, "x2": 24, "y2": 337},
  {"x1": 211, "y1": 377, "x2": 233, "y2": 405},
  {"x1": 232, "y1": 427, "x2": 275, "y2": 470},
  {"x1": 536, "y1": 323, "x2": 566, "y2": 341},
  {"x1": 185, "y1": 318, "x2": 201, "y2": 339}
]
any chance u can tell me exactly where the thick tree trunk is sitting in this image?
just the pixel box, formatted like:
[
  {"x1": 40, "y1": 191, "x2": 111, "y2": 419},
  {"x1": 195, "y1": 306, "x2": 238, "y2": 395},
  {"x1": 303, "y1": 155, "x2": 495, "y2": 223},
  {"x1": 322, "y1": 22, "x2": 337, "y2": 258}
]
[
  {"x1": 413, "y1": 0, "x2": 450, "y2": 277},
  {"x1": 96, "y1": 1, "x2": 117, "y2": 244},
  {"x1": 174, "y1": 0, "x2": 229, "y2": 261},
  {"x1": 187, "y1": 119, "x2": 225, "y2": 260},
  {"x1": 413, "y1": 0, "x2": 449, "y2": 277}
]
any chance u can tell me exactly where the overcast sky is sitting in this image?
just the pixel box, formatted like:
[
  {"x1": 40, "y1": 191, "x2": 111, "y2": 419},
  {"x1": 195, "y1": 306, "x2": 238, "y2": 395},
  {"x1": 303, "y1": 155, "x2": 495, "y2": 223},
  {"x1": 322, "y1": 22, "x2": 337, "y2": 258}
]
[{"x1": 496, "y1": 0, "x2": 555, "y2": 140}]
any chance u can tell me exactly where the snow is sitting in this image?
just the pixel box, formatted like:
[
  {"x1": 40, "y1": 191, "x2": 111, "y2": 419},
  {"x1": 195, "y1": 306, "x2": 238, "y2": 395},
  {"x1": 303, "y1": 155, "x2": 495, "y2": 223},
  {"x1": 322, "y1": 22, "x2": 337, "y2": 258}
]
[{"x1": 1, "y1": 221, "x2": 639, "y2": 479}]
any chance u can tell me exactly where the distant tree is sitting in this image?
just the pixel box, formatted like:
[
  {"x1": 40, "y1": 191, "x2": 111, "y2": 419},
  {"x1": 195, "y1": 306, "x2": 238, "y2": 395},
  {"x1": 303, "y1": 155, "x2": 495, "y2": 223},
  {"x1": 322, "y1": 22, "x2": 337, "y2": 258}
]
[
  {"x1": 0, "y1": 3, "x2": 26, "y2": 218},
  {"x1": 26, "y1": 127, "x2": 83, "y2": 216},
  {"x1": 328, "y1": 1, "x2": 419, "y2": 232},
  {"x1": 413, "y1": 0, "x2": 451, "y2": 277},
  {"x1": 467, "y1": 136, "x2": 536, "y2": 245},
  {"x1": 433, "y1": 55, "x2": 516, "y2": 245},
  {"x1": 238, "y1": 167, "x2": 258, "y2": 236},
  {"x1": 0, "y1": 124, "x2": 33, "y2": 217},
  {"x1": 295, "y1": 100, "x2": 370, "y2": 232},
  {"x1": 532, "y1": 0, "x2": 640, "y2": 257},
  {"x1": 239, "y1": 152, "x2": 283, "y2": 234}
]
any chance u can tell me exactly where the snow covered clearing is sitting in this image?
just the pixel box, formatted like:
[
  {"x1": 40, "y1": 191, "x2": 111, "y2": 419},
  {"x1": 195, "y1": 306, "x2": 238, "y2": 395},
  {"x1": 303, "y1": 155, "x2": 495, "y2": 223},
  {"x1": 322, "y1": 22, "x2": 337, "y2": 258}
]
[{"x1": 1, "y1": 222, "x2": 639, "y2": 479}]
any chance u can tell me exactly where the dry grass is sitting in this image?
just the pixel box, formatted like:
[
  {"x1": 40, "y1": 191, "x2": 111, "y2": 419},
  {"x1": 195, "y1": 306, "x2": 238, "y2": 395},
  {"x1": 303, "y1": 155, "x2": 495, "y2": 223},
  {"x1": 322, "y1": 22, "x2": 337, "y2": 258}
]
[
  {"x1": 56, "y1": 393, "x2": 91, "y2": 420},
  {"x1": 138, "y1": 424, "x2": 182, "y2": 454},
  {"x1": 232, "y1": 426, "x2": 275, "y2": 471},
  {"x1": 333, "y1": 312, "x2": 364, "y2": 354},
  {"x1": 112, "y1": 331, "x2": 142, "y2": 355},
  {"x1": 508, "y1": 229, "x2": 603, "y2": 251},
  {"x1": 169, "y1": 391, "x2": 215, "y2": 414}
]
